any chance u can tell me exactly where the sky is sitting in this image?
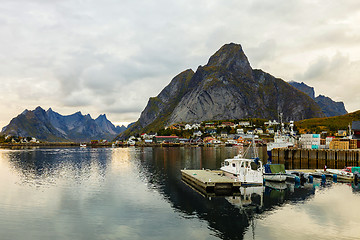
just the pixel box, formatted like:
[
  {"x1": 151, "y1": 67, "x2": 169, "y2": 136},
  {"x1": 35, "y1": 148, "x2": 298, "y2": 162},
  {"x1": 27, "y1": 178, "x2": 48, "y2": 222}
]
[{"x1": 1, "y1": 0, "x2": 360, "y2": 128}]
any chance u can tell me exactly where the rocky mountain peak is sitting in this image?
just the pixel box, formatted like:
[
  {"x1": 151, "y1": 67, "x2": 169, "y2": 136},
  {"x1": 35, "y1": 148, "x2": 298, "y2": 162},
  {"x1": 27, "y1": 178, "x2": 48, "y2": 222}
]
[
  {"x1": 96, "y1": 114, "x2": 107, "y2": 120},
  {"x1": 120, "y1": 43, "x2": 326, "y2": 138},
  {"x1": 34, "y1": 106, "x2": 45, "y2": 112},
  {"x1": 206, "y1": 43, "x2": 252, "y2": 76}
]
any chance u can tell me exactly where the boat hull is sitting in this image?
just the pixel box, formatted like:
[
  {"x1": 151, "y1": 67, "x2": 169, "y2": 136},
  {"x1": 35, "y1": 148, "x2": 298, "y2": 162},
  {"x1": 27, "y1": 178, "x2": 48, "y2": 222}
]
[
  {"x1": 221, "y1": 169, "x2": 263, "y2": 186},
  {"x1": 264, "y1": 173, "x2": 287, "y2": 182}
]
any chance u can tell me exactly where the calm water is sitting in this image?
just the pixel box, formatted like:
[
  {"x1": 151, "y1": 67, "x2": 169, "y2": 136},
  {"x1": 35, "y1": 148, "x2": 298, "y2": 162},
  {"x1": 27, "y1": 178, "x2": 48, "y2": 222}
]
[{"x1": 0, "y1": 147, "x2": 359, "y2": 240}]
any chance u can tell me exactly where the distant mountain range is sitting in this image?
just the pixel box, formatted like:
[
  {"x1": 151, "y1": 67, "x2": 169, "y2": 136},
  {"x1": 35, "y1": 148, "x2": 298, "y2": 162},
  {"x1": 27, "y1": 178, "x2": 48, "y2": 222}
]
[
  {"x1": 120, "y1": 43, "x2": 327, "y2": 138},
  {"x1": 288, "y1": 81, "x2": 347, "y2": 117},
  {"x1": 1, "y1": 107, "x2": 127, "y2": 142}
]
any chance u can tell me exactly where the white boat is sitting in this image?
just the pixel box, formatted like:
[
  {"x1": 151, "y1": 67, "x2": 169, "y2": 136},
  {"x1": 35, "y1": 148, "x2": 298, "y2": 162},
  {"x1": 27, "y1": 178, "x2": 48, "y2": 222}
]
[
  {"x1": 267, "y1": 115, "x2": 296, "y2": 158},
  {"x1": 325, "y1": 168, "x2": 354, "y2": 178},
  {"x1": 220, "y1": 139, "x2": 264, "y2": 185},
  {"x1": 80, "y1": 143, "x2": 86, "y2": 147}
]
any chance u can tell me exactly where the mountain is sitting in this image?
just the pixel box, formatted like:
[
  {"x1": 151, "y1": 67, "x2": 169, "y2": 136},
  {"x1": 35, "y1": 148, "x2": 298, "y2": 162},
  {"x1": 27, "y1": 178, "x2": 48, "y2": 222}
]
[
  {"x1": 120, "y1": 43, "x2": 325, "y2": 138},
  {"x1": 288, "y1": 81, "x2": 347, "y2": 117},
  {"x1": 315, "y1": 95, "x2": 348, "y2": 117},
  {"x1": 288, "y1": 81, "x2": 315, "y2": 99},
  {"x1": 1, "y1": 107, "x2": 126, "y2": 142}
]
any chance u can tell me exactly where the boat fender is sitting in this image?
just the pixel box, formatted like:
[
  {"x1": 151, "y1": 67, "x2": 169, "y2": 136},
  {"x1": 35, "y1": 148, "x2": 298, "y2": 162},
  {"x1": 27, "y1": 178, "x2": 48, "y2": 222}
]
[
  {"x1": 354, "y1": 172, "x2": 359, "y2": 185},
  {"x1": 321, "y1": 174, "x2": 326, "y2": 183},
  {"x1": 300, "y1": 173, "x2": 306, "y2": 185},
  {"x1": 308, "y1": 175, "x2": 314, "y2": 183},
  {"x1": 333, "y1": 174, "x2": 337, "y2": 183},
  {"x1": 294, "y1": 176, "x2": 300, "y2": 184}
]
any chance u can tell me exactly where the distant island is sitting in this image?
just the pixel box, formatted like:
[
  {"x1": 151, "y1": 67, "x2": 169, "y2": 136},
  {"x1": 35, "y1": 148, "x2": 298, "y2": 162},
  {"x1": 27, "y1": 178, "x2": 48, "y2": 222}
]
[{"x1": 1, "y1": 107, "x2": 128, "y2": 142}]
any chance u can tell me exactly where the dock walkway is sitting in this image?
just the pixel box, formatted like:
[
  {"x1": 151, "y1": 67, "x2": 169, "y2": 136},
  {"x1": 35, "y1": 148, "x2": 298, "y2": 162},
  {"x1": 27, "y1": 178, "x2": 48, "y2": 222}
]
[{"x1": 181, "y1": 169, "x2": 243, "y2": 195}]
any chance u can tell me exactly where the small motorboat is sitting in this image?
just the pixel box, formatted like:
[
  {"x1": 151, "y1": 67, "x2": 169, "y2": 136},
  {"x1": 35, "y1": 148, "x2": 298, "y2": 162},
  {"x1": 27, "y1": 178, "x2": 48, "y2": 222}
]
[
  {"x1": 263, "y1": 164, "x2": 287, "y2": 182},
  {"x1": 220, "y1": 137, "x2": 264, "y2": 185}
]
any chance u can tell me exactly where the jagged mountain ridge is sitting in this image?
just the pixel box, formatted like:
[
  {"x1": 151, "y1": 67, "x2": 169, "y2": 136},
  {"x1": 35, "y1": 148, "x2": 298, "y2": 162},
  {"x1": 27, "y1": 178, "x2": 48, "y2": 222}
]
[
  {"x1": 1, "y1": 107, "x2": 126, "y2": 142},
  {"x1": 288, "y1": 81, "x2": 347, "y2": 117},
  {"x1": 121, "y1": 43, "x2": 325, "y2": 138}
]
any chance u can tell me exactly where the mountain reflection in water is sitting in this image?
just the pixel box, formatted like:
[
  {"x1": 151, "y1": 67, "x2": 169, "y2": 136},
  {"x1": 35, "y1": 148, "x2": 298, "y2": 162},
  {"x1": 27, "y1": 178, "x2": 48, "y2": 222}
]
[{"x1": 0, "y1": 147, "x2": 359, "y2": 240}]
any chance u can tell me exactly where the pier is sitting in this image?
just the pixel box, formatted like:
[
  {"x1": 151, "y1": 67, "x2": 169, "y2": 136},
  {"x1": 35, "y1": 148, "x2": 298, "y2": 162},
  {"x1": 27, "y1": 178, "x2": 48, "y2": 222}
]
[
  {"x1": 271, "y1": 148, "x2": 360, "y2": 169},
  {"x1": 181, "y1": 169, "x2": 242, "y2": 195}
]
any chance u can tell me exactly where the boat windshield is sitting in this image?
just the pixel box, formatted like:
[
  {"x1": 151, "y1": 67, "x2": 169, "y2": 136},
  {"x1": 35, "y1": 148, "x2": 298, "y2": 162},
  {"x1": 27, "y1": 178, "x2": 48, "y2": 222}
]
[{"x1": 250, "y1": 161, "x2": 261, "y2": 170}]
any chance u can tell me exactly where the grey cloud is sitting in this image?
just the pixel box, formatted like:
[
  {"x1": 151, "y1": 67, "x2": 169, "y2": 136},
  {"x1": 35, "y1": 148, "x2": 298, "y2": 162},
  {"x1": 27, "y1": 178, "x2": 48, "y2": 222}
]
[
  {"x1": 295, "y1": 53, "x2": 349, "y2": 81},
  {"x1": 0, "y1": 0, "x2": 359, "y2": 127}
]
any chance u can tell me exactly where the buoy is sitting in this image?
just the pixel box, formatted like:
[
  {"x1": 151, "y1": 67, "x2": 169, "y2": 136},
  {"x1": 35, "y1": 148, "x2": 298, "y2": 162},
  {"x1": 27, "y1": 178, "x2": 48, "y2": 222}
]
[
  {"x1": 321, "y1": 174, "x2": 326, "y2": 182},
  {"x1": 354, "y1": 172, "x2": 359, "y2": 185},
  {"x1": 300, "y1": 173, "x2": 306, "y2": 185},
  {"x1": 308, "y1": 175, "x2": 314, "y2": 183},
  {"x1": 333, "y1": 174, "x2": 337, "y2": 183}
]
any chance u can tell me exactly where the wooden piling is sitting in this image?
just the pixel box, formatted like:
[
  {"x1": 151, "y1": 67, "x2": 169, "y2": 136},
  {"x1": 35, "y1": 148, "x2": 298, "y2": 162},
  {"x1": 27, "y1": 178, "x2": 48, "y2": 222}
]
[
  {"x1": 300, "y1": 149, "x2": 309, "y2": 169},
  {"x1": 275, "y1": 148, "x2": 360, "y2": 170},
  {"x1": 327, "y1": 150, "x2": 337, "y2": 169},
  {"x1": 308, "y1": 149, "x2": 318, "y2": 169},
  {"x1": 271, "y1": 149, "x2": 279, "y2": 164}
]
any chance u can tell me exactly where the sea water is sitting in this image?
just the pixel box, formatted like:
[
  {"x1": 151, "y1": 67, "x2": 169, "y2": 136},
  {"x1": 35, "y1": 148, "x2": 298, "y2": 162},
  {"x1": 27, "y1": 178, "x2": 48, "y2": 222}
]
[{"x1": 0, "y1": 147, "x2": 359, "y2": 240}]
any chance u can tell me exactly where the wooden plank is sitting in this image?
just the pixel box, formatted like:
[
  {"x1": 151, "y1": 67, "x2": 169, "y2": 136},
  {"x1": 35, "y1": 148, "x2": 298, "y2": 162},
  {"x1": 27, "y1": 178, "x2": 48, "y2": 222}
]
[{"x1": 181, "y1": 169, "x2": 242, "y2": 192}]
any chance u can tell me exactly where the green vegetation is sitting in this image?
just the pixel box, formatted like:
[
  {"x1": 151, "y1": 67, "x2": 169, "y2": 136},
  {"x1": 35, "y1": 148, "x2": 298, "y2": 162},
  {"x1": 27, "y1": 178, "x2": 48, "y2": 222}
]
[{"x1": 295, "y1": 110, "x2": 360, "y2": 134}]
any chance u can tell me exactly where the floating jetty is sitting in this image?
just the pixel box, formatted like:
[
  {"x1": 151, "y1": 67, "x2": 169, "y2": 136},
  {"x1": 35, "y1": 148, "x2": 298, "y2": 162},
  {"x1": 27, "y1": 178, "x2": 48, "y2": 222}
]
[{"x1": 181, "y1": 169, "x2": 244, "y2": 195}]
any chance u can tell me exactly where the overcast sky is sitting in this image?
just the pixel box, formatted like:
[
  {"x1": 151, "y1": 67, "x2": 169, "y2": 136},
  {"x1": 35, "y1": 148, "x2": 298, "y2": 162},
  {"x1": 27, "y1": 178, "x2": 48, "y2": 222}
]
[{"x1": 1, "y1": 0, "x2": 360, "y2": 128}]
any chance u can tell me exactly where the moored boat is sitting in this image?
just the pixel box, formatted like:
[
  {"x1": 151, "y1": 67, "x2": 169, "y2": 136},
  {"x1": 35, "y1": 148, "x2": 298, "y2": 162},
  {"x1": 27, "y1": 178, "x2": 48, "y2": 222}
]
[
  {"x1": 220, "y1": 156, "x2": 264, "y2": 185},
  {"x1": 220, "y1": 138, "x2": 264, "y2": 185},
  {"x1": 267, "y1": 115, "x2": 296, "y2": 159},
  {"x1": 263, "y1": 164, "x2": 287, "y2": 182}
]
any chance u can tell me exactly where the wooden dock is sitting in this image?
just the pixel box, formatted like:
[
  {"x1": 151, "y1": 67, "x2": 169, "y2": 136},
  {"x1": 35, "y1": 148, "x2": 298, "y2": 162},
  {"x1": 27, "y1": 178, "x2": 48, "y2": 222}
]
[
  {"x1": 272, "y1": 148, "x2": 360, "y2": 169},
  {"x1": 181, "y1": 169, "x2": 243, "y2": 195}
]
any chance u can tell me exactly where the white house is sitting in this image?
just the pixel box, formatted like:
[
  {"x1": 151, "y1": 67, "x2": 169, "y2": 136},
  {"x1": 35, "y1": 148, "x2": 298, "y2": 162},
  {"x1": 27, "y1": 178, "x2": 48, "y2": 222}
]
[
  {"x1": 238, "y1": 121, "x2": 250, "y2": 127},
  {"x1": 193, "y1": 131, "x2": 203, "y2": 137},
  {"x1": 185, "y1": 124, "x2": 192, "y2": 130},
  {"x1": 192, "y1": 123, "x2": 201, "y2": 130},
  {"x1": 237, "y1": 129, "x2": 244, "y2": 134}
]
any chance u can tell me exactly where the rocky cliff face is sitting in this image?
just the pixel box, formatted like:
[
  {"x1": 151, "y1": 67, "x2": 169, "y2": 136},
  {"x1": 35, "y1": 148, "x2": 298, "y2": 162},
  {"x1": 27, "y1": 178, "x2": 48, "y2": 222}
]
[
  {"x1": 288, "y1": 81, "x2": 315, "y2": 99},
  {"x1": 315, "y1": 95, "x2": 348, "y2": 117},
  {"x1": 289, "y1": 81, "x2": 348, "y2": 117},
  {"x1": 122, "y1": 43, "x2": 325, "y2": 137},
  {"x1": 2, "y1": 107, "x2": 126, "y2": 142}
]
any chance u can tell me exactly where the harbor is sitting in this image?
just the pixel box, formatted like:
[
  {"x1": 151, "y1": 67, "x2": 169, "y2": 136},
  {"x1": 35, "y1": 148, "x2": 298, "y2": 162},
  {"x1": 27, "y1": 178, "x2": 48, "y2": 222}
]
[{"x1": 271, "y1": 148, "x2": 360, "y2": 169}]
